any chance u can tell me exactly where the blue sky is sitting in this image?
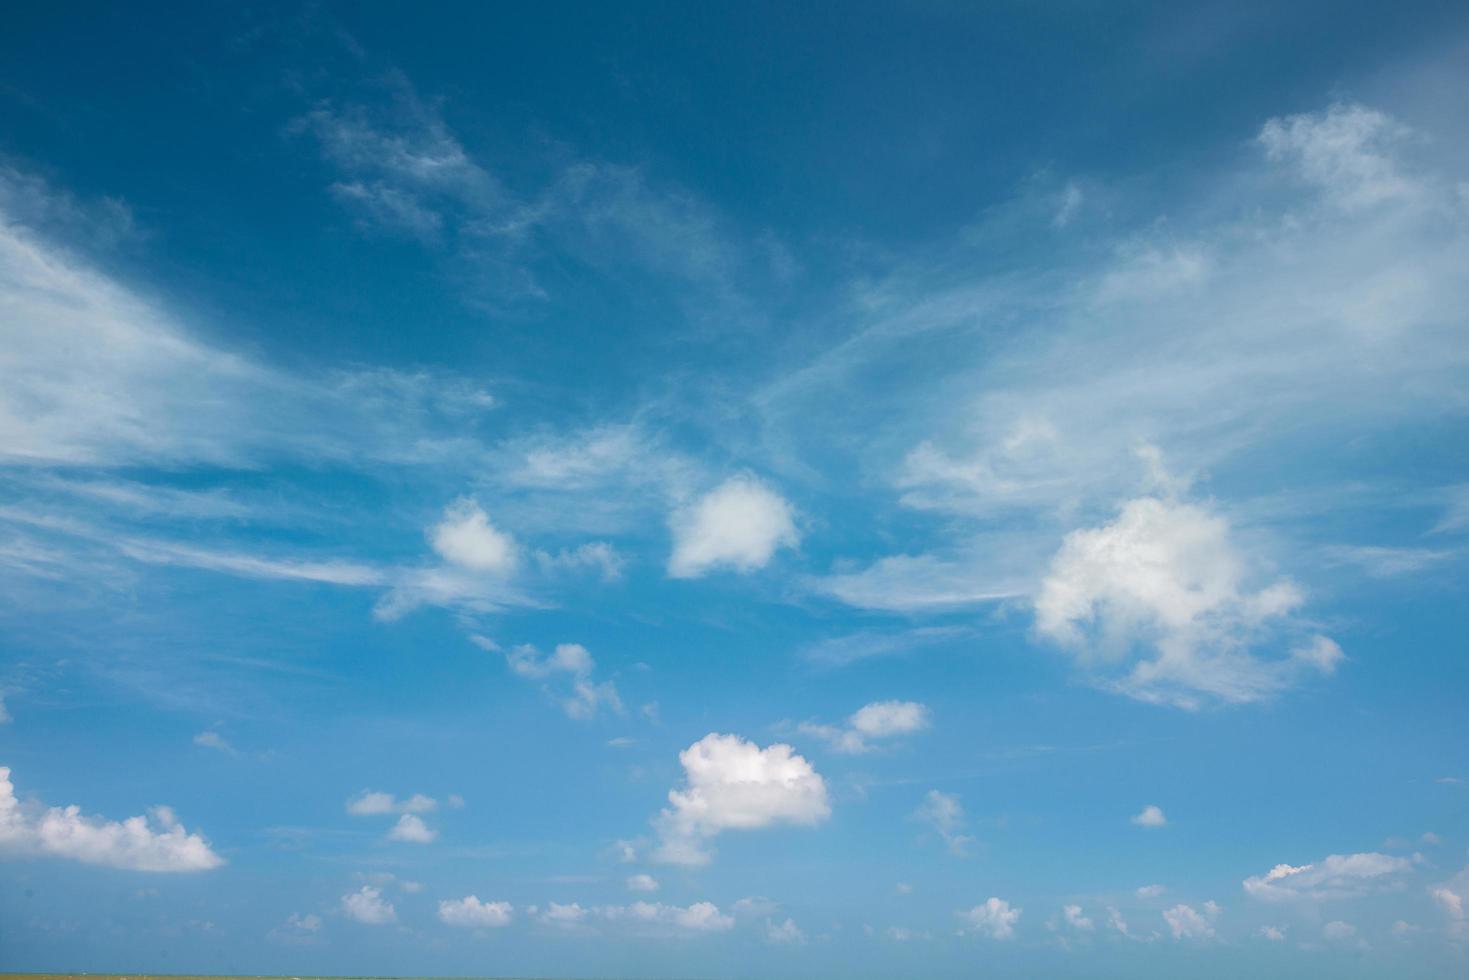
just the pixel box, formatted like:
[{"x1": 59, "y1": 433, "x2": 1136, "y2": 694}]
[{"x1": 1, "y1": 2, "x2": 1468, "y2": 976}]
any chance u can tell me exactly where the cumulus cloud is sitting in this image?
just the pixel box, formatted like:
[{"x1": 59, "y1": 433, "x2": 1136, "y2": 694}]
[
  {"x1": 341, "y1": 885, "x2": 396, "y2": 924},
  {"x1": 667, "y1": 475, "x2": 798, "y2": 578},
  {"x1": 959, "y1": 898, "x2": 1021, "y2": 940},
  {"x1": 1131, "y1": 805, "x2": 1167, "y2": 828},
  {"x1": 1258, "y1": 924, "x2": 1286, "y2": 941},
  {"x1": 346, "y1": 790, "x2": 438, "y2": 816},
  {"x1": 268, "y1": 912, "x2": 324, "y2": 945},
  {"x1": 1034, "y1": 492, "x2": 1340, "y2": 708},
  {"x1": 430, "y1": 498, "x2": 518, "y2": 574},
  {"x1": 1242, "y1": 852, "x2": 1412, "y2": 902},
  {"x1": 913, "y1": 789, "x2": 974, "y2": 856},
  {"x1": 626, "y1": 873, "x2": 659, "y2": 892},
  {"x1": 0, "y1": 766, "x2": 222, "y2": 872},
  {"x1": 1061, "y1": 904, "x2": 1094, "y2": 931},
  {"x1": 1136, "y1": 884, "x2": 1167, "y2": 899},
  {"x1": 653, "y1": 733, "x2": 830, "y2": 865},
  {"x1": 438, "y1": 895, "x2": 513, "y2": 928},
  {"x1": 799, "y1": 699, "x2": 930, "y2": 754},
  {"x1": 1163, "y1": 902, "x2": 1219, "y2": 941},
  {"x1": 498, "y1": 641, "x2": 623, "y2": 720},
  {"x1": 388, "y1": 813, "x2": 437, "y2": 843},
  {"x1": 766, "y1": 917, "x2": 806, "y2": 943}
]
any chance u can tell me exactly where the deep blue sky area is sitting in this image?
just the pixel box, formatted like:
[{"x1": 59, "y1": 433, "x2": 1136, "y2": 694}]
[{"x1": 0, "y1": 3, "x2": 1467, "y2": 978}]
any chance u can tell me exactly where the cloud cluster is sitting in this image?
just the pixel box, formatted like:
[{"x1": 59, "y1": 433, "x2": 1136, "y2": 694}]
[
  {"x1": 1242, "y1": 852, "x2": 1412, "y2": 902},
  {"x1": 341, "y1": 885, "x2": 396, "y2": 924},
  {"x1": 438, "y1": 895, "x2": 514, "y2": 928},
  {"x1": 799, "y1": 699, "x2": 930, "y2": 754},
  {"x1": 1163, "y1": 902, "x2": 1220, "y2": 941},
  {"x1": 0, "y1": 766, "x2": 221, "y2": 872},
  {"x1": 346, "y1": 789, "x2": 444, "y2": 843},
  {"x1": 653, "y1": 733, "x2": 830, "y2": 865},
  {"x1": 959, "y1": 898, "x2": 1021, "y2": 940},
  {"x1": 1035, "y1": 493, "x2": 1341, "y2": 708},
  {"x1": 493, "y1": 639, "x2": 623, "y2": 720}
]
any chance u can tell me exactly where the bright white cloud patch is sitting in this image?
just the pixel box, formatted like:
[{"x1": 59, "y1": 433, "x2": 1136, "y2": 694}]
[
  {"x1": 438, "y1": 895, "x2": 513, "y2": 928},
  {"x1": 1131, "y1": 805, "x2": 1167, "y2": 828},
  {"x1": 1242, "y1": 852, "x2": 1412, "y2": 902},
  {"x1": 341, "y1": 885, "x2": 396, "y2": 924},
  {"x1": 1163, "y1": 903, "x2": 1218, "y2": 941},
  {"x1": 345, "y1": 790, "x2": 437, "y2": 815},
  {"x1": 1034, "y1": 493, "x2": 1340, "y2": 708},
  {"x1": 626, "y1": 873, "x2": 660, "y2": 892},
  {"x1": 430, "y1": 498, "x2": 517, "y2": 574},
  {"x1": 653, "y1": 733, "x2": 830, "y2": 865},
  {"x1": 800, "y1": 699, "x2": 930, "y2": 754},
  {"x1": 388, "y1": 813, "x2": 437, "y2": 843},
  {"x1": 667, "y1": 475, "x2": 798, "y2": 578},
  {"x1": 959, "y1": 898, "x2": 1021, "y2": 940},
  {"x1": 766, "y1": 917, "x2": 806, "y2": 943},
  {"x1": 0, "y1": 766, "x2": 221, "y2": 872}
]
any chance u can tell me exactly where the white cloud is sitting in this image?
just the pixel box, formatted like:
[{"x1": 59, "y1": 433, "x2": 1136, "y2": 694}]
[
  {"x1": 346, "y1": 791, "x2": 438, "y2": 816},
  {"x1": 430, "y1": 498, "x2": 518, "y2": 575},
  {"x1": 959, "y1": 898, "x2": 1021, "y2": 940},
  {"x1": 1035, "y1": 492, "x2": 1339, "y2": 708},
  {"x1": 1243, "y1": 852, "x2": 1412, "y2": 902},
  {"x1": 799, "y1": 699, "x2": 930, "y2": 754},
  {"x1": 1131, "y1": 805, "x2": 1167, "y2": 828},
  {"x1": 539, "y1": 901, "x2": 589, "y2": 926},
  {"x1": 667, "y1": 475, "x2": 798, "y2": 578},
  {"x1": 0, "y1": 766, "x2": 222, "y2": 872},
  {"x1": 388, "y1": 813, "x2": 437, "y2": 844},
  {"x1": 766, "y1": 917, "x2": 806, "y2": 943},
  {"x1": 653, "y1": 733, "x2": 830, "y2": 865},
  {"x1": 913, "y1": 789, "x2": 974, "y2": 856},
  {"x1": 1136, "y1": 884, "x2": 1167, "y2": 899},
  {"x1": 1259, "y1": 102, "x2": 1416, "y2": 210},
  {"x1": 1061, "y1": 904, "x2": 1094, "y2": 931},
  {"x1": 500, "y1": 642, "x2": 622, "y2": 720},
  {"x1": 1162, "y1": 903, "x2": 1218, "y2": 941},
  {"x1": 599, "y1": 900, "x2": 736, "y2": 934},
  {"x1": 1258, "y1": 924, "x2": 1286, "y2": 941},
  {"x1": 626, "y1": 873, "x2": 659, "y2": 892},
  {"x1": 192, "y1": 731, "x2": 234, "y2": 754},
  {"x1": 268, "y1": 912, "x2": 324, "y2": 945},
  {"x1": 342, "y1": 885, "x2": 396, "y2": 924},
  {"x1": 438, "y1": 895, "x2": 513, "y2": 928}
]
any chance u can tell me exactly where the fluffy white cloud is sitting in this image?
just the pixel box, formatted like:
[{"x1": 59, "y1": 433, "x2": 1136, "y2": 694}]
[
  {"x1": 430, "y1": 498, "x2": 517, "y2": 575},
  {"x1": 342, "y1": 885, "x2": 396, "y2": 924},
  {"x1": 1136, "y1": 884, "x2": 1167, "y2": 899},
  {"x1": 766, "y1": 917, "x2": 806, "y2": 943},
  {"x1": 1163, "y1": 903, "x2": 1218, "y2": 941},
  {"x1": 667, "y1": 475, "x2": 798, "y2": 578},
  {"x1": 799, "y1": 699, "x2": 930, "y2": 754},
  {"x1": 1035, "y1": 493, "x2": 1340, "y2": 708},
  {"x1": 1131, "y1": 805, "x2": 1167, "y2": 828},
  {"x1": 438, "y1": 895, "x2": 513, "y2": 928},
  {"x1": 0, "y1": 766, "x2": 221, "y2": 872},
  {"x1": 626, "y1": 873, "x2": 660, "y2": 892},
  {"x1": 1061, "y1": 904, "x2": 1094, "y2": 931},
  {"x1": 1242, "y1": 852, "x2": 1412, "y2": 902},
  {"x1": 1258, "y1": 924, "x2": 1286, "y2": 941},
  {"x1": 600, "y1": 900, "x2": 736, "y2": 934},
  {"x1": 959, "y1": 898, "x2": 1021, "y2": 940},
  {"x1": 346, "y1": 790, "x2": 438, "y2": 815},
  {"x1": 1433, "y1": 886, "x2": 1464, "y2": 921},
  {"x1": 539, "y1": 901, "x2": 589, "y2": 926},
  {"x1": 653, "y1": 733, "x2": 830, "y2": 865},
  {"x1": 388, "y1": 813, "x2": 437, "y2": 843},
  {"x1": 1259, "y1": 102, "x2": 1415, "y2": 211},
  {"x1": 500, "y1": 641, "x2": 623, "y2": 720},
  {"x1": 913, "y1": 789, "x2": 973, "y2": 856}
]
